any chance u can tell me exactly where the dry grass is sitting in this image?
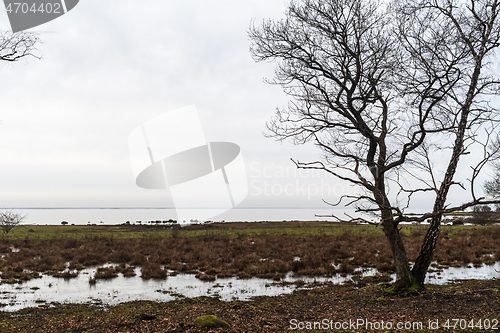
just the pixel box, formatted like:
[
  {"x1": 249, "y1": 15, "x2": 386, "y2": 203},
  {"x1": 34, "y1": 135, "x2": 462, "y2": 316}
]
[
  {"x1": 140, "y1": 262, "x2": 167, "y2": 279},
  {"x1": 94, "y1": 267, "x2": 118, "y2": 279},
  {"x1": 0, "y1": 223, "x2": 498, "y2": 283}
]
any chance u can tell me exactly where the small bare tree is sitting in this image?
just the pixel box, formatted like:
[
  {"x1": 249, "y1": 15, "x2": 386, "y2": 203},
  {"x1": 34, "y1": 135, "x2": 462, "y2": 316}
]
[
  {"x1": 249, "y1": 0, "x2": 500, "y2": 290},
  {"x1": 0, "y1": 211, "x2": 26, "y2": 234},
  {"x1": 0, "y1": 31, "x2": 40, "y2": 62}
]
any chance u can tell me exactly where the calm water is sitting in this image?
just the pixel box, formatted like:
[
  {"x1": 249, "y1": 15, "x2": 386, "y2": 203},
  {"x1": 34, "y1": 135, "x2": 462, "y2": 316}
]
[
  {"x1": 1, "y1": 262, "x2": 498, "y2": 312},
  {"x1": 8, "y1": 208, "x2": 365, "y2": 225}
]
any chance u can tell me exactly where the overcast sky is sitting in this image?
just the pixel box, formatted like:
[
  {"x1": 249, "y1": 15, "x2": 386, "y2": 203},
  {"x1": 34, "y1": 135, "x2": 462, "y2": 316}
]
[{"x1": 0, "y1": 0, "x2": 494, "y2": 214}]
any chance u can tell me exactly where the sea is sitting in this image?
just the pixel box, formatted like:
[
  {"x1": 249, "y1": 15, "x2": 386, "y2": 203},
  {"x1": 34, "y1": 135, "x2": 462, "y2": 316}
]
[{"x1": 2, "y1": 208, "x2": 375, "y2": 226}]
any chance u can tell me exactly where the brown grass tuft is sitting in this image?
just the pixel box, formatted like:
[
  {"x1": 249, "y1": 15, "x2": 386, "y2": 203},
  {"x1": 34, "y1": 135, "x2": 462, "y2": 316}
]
[
  {"x1": 95, "y1": 267, "x2": 118, "y2": 279},
  {"x1": 141, "y1": 263, "x2": 167, "y2": 280}
]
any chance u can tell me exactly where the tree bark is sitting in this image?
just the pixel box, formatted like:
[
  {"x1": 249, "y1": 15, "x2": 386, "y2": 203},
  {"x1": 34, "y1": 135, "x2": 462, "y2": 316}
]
[
  {"x1": 412, "y1": 62, "x2": 482, "y2": 287},
  {"x1": 411, "y1": 115, "x2": 467, "y2": 286},
  {"x1": 380, "y1": 208, "x2": 412, "y2": 287}
]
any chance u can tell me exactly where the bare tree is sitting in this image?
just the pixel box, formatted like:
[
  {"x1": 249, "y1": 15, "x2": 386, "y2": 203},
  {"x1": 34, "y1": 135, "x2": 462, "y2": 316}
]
[
  {"x1": 401, "y1": 0, "x2": 500, "y2": 286},
  {"x1": 485, "y1": 173, "x2": 500, "y2": 198},
  {"x1": 483, "y1": 136, "x2": 500, "y2": 196},
  {"x1": 0, "y1": 210, "x2": 26, "y2": 234},
  {"x1": 0, "y1": 31, "x2": 40, "y2": 62},
  {"x1": 249, "y1": 0, "x2": 500, "y2": 290}
]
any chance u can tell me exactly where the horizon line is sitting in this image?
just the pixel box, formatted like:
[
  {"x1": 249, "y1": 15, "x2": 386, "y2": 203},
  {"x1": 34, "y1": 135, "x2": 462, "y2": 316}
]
[{"x1": 0, "y1": 207, "x2": 343, "y2": 210}]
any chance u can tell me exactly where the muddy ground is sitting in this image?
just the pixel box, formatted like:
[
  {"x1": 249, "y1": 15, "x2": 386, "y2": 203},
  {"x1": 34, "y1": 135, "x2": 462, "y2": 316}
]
[{"x1": 0, "y1": 279, "x2": 498, "y2": 332}]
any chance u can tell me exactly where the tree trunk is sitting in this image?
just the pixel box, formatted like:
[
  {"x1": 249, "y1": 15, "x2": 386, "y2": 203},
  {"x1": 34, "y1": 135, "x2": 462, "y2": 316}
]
[
  {"x1": 412, "y1": 144, "x2": 461, "y2": 286},
  {"x1": 411, "y1": 213, "x2": 442, "y2": 286},
  {"x1": 380, "y1": 208, "x2": 412, "y2": 287},
  {"x1": 412, "y1": 60, "x2": 482, "y2": 287},
  {"x1": 411, "y1": 117, "x2": 467, "y2": 287}
]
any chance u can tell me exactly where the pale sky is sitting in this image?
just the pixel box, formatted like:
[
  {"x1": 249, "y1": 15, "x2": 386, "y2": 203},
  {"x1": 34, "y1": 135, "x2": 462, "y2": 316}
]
[{"x1": 0, "y1": 0, "x2": 494, "y2": 214}]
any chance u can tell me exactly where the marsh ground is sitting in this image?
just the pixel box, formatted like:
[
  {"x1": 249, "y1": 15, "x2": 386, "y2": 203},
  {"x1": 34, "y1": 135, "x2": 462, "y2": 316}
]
[
  {"x1": 0, "y1": 222, "x2": 499, "y2": 332},
  {"x1": 1, "y1": 222, "x2": 499, "y2": 283}
]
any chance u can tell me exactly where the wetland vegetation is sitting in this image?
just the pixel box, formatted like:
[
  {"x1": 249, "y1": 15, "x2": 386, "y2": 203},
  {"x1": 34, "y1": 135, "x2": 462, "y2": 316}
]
[
  {"x1": 0, "y1": 222, "x2": 498, "y2": 284},
  {"x1": 0, "y1": 222, "x2": 498, "y2": 332}
]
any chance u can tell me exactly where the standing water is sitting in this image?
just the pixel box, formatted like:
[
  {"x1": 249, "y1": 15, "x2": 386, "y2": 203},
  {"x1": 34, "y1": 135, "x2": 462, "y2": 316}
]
[{"x1": 1, "y1": 262, "x2": 499, "y2": 312}]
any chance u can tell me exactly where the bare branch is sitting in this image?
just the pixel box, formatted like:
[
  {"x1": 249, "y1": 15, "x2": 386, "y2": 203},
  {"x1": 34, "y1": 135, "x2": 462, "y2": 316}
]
[
  {"x1": 250, "y1": 0, "x2": 500, "y2": 288},
  {"x1": 0, "y1": 210, "x2": 26, "y2": 234},
  {"x1": 0, "y1": 32, "x2": 40, "y2": 62}
]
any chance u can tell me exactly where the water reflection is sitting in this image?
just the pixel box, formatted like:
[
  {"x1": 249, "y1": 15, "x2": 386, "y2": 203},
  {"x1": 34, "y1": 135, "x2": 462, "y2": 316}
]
[
  {"x1": 425, "y1": 262, "x2": 500, "y2": 283},
  {"x1": 1, "y1": 262, "x2": 498, "y2": 312}
]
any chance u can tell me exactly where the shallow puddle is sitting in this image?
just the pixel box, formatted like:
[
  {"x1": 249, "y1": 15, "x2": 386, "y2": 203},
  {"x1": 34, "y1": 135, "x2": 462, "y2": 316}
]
[
  {"x1": 426, "y1": 261, "x2": 500, "y2": 283},
  {"x1": 1, "y1": 262, "x2": 498, "y2": 312}
]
